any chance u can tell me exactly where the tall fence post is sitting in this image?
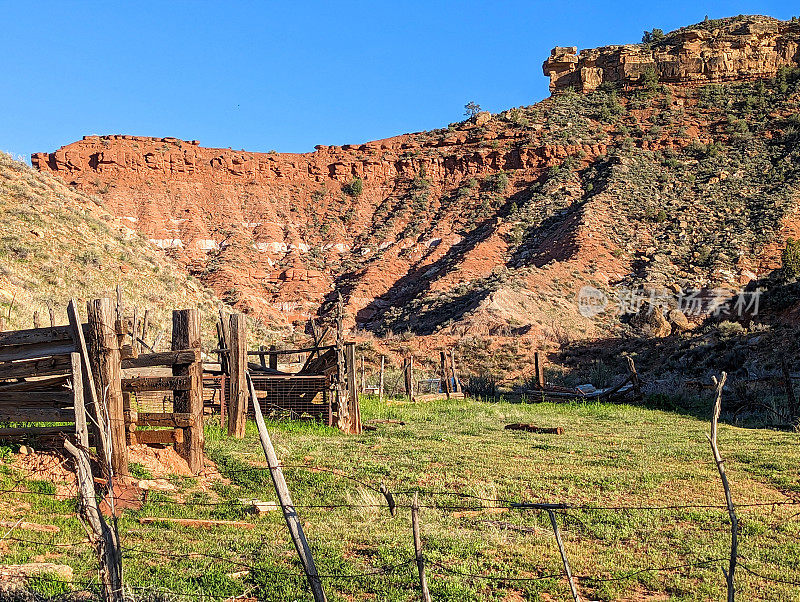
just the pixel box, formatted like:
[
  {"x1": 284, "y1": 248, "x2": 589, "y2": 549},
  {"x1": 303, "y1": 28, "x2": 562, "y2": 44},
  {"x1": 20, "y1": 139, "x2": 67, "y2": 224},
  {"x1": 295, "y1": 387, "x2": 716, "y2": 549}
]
[
  {"x1": 86, "y1": 298, "x2": 128, "y2": 478},
  {"x1": 345, "y1": 342, "x2": 361, "y2": 434},
  {"x1": 534, "y1": 352, "x2": 545, "y2": 389},
  {"x1": 247, "y1": 374, "x2": 327, "y2": 602},
  {"x1": 67, "y1": 299, "x2": 108, "y2": 464},
  {"x1": 411, "y1": 493, "x2": 432, "y2": 602},
  {"x1": 709, "y1": 372, "x2": 737, "y2": 602},
  {"x1": 440, "y1": 351, "x2": 451, "y2": 399},
  {"x1": 64, "y1": 439, "x2": 123, "y2": 602},
  {"x1": 335, "y1": 293, "x2": 349, "y2": 432},
  {"x1": 172, "y1": 309, "x2": 204, "y2": 474},
  {"x1": 379, "y1": 355, "x2": 385, "y2": 402},
  {"x1": 547, "y1": 509, "x2": 580, "y2": 602},
  {"x1": 228, "y1": 313, "x2": 248, "y2": 438}
]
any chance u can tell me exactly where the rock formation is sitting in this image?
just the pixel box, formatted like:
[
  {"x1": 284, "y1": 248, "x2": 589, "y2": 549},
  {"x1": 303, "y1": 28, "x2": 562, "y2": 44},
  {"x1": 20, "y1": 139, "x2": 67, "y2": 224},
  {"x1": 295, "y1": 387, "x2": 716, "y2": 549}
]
[
  {"x1": 30, "y1": 15, "x2": 800, "y2": 343},
  {"x1": 543, "y1": 15, "x2": 800, "y2": 93}
]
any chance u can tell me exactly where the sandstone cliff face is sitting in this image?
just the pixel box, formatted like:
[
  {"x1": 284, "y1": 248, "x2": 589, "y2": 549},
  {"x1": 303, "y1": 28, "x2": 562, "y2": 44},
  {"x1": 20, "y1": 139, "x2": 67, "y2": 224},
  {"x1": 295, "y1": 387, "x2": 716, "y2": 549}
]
[
  {"x1": 31, "y1": 121, "x2": 611, "y2": 329},
  {"x1": 543, "y1": 16, "x2": 800, "y2": 93},
  {"x1": 30, "y1": 15, "x2": 800, "y2": 343}
]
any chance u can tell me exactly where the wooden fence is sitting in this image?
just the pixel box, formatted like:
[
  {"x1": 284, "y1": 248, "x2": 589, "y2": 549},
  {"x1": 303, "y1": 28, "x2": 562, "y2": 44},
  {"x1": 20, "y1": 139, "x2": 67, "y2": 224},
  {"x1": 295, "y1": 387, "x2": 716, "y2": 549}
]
[{"x1": 0, "y1": 300, "x2": 206, "y2": 476}]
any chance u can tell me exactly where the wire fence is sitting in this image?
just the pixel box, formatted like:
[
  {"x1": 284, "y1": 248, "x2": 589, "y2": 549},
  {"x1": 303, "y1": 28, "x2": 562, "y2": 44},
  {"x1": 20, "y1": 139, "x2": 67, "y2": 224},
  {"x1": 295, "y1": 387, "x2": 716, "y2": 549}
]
[{"x1": 2, "y1": 455, "x2": 800, "y2": 601}]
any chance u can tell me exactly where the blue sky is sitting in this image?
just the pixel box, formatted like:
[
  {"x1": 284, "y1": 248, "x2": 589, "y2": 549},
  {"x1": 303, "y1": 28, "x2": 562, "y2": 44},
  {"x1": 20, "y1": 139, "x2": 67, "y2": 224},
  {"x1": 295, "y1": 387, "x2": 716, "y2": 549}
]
[{"x1": 1, "y1": 1, "x2": 795, "y2": 161}]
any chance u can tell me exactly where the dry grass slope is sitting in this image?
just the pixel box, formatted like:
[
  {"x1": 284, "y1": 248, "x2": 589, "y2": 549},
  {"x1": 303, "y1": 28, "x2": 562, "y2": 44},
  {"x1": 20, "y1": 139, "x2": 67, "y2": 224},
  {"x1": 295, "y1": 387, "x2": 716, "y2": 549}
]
[{"x1": 0, "y1": 152, "x2": 220, "y2": 335}]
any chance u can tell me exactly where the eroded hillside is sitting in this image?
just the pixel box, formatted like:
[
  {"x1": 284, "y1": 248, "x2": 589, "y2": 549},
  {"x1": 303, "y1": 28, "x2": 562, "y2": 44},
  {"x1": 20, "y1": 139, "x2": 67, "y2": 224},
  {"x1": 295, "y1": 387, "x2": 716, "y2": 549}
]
[
  {"x1": 0, "y1": 152, "x2": 221, "y2": 334},
  {"x1": 31, "y1": 15, "x2": 800, "y2": 351}
]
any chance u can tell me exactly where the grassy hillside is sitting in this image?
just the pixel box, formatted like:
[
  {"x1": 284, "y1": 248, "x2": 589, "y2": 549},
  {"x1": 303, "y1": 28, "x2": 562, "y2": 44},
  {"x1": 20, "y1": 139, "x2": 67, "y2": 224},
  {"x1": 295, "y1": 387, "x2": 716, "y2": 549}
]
[{"x1": 0, "y1": 152, "x2": 220, "y2": 335}]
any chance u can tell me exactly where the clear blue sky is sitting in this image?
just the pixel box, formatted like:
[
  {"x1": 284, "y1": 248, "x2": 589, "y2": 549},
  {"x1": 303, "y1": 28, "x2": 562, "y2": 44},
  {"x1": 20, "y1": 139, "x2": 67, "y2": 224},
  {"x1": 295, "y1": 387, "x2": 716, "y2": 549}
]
[{"x1": 1, "y1": 1, "x2": 794, "y2": 162}]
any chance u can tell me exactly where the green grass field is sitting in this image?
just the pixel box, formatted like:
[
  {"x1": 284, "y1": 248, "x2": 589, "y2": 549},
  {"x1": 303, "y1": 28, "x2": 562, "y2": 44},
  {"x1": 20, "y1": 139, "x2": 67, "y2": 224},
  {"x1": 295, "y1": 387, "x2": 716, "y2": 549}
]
[{"x1": 2, "y1": 396, "x2": 799, "y2": 601}]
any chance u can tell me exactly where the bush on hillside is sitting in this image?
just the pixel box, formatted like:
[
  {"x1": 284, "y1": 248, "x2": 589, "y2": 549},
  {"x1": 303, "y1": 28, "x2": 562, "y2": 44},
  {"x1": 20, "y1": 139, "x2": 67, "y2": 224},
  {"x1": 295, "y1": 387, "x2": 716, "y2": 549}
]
[
  {"x1": 782, "y1": 238, "x2": 800, "y2": 281},
  {"x1": 343, "y1": 177, "x2": 363, "y2": 198}
]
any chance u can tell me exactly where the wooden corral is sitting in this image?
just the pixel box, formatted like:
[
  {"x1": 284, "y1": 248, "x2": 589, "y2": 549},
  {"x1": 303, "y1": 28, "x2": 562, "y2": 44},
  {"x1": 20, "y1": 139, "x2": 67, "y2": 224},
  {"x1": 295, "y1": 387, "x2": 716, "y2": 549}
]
[
  {"x1": 0, "y1": 299, "x2": 206, "y2": 476},
  {"x1": 205, "y1": 310, "x2": 362, "y2": 436}
]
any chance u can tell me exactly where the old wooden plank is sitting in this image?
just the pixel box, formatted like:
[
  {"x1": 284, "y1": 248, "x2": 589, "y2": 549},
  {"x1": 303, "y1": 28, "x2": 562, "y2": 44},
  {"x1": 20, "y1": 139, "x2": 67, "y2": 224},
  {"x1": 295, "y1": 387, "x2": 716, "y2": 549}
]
[
  {"x1": 137, "y1": 412, "x2": 193, "y2": 428},
  {"x1": 133, "y1": 429, "x2": 184, "y2": 445},
  {"x1": 0, "y1": 407, "x2": 74, "y2": 422},
  {"x1": 121, "y1": 349, "x2": 200, "y2": 369},
  {"x1": 0, "y1": 391, "x2": 73, "y2": 404},
  {"x1": 67, "y1": 299, "x2": 107, "y2": 469},
  {"x1": 0, "y1": 425, "x2": 75, "y2": 438},
  {"x1": 505, "y1": 424, "x2": 563, "y2": 434},
  {"x1": 0, "y1": 375, "x2": 70, "y2": 391},
  {"x1": 0, "y1": 341, "x2": 77, "y2": 363},
  {"x1": 121, "y1": 376, "x2": 191, "y2": 392},
  {"x1": 0, "y1": 355, "x2": 72, "y2": 379},
  {"x1": 0, "y1": 325, "x2": 74, "y2": 347}
]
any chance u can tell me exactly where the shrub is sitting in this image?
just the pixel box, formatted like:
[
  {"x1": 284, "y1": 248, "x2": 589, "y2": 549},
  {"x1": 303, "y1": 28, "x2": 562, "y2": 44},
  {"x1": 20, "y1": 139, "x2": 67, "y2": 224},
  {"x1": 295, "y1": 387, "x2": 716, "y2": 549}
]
[
  {"x1": 487, "y1": 172, "x2": 509, "y2": 193},
  {"x1": 342, "y1": 177, "x2": 363, "y2": 198},
  {"x1": 782, "y1": 238, "x2": 800, "y2": 280},
  {"x1": 639, "y1": 66, "x2": 660, "y2": 92},
  {"x1": 642, "y1": 28, "x2": 665, "y2": 44}
]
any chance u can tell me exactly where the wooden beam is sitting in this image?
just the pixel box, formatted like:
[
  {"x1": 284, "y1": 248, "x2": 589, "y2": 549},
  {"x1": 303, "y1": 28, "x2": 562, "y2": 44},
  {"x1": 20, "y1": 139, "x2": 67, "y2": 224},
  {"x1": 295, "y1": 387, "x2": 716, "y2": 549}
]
[
  {"x1": 134, "y1": 429, "x2": 184, "y2": 445},
  {"x1": 344, "y1": 342, "x2": 360, "y2": 434},
  {"x1": 0, "y1": 375, "x2": 70, "y2": 391},
  {"x1": 71, "y1": 353, "x2": 89, "y2": 448},
  {"x1": 0, "y1": 341, "x2": 76, "y2": 363},
  {"x1": 247, "y1": 373, "x2": 326, "y2": 602},
  {"x1": 121, "y1": 349, "x2": 200, "y2": 369},
  {"x1": 137, "y1": 412, "x2": 193, "y2": 428},
  {"x1": 0, "y1": 355, "x2": 71, "y2": 379},
  {"x1": 67, "y1": 299, "x2": 108, "y2": 465},
  {"x1": 0, "y1": 391, "x2": 73, "y2": 404},
  {"x1": 0, "y1": 407, "x2": 74, "y2": 422},
  {"x1": 0, "y1": 325, "x2": 74, "y2": 347},
  {"x1": 86, "y1": 298, "x2": 128, "y2": 478},
  {"x1": 227, "y1": 314, "x2": 247, "y2": 439},
  {"x1": 121, "y1": 376, "x2": 191, "y2": 392},
  {"x1": 0, "y1": 425, "x2": 75, "y2": 438},
  {"x1": 172, "y1": 309, "x2": 204, "y2": 474}
]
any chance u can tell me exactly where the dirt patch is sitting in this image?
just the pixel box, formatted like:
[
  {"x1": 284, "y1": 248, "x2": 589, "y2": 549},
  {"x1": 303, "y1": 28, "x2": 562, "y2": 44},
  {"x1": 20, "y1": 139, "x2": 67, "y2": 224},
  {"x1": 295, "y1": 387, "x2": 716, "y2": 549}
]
[{"x1": 7, "y1": 450, "x2": 77, "y2": 500}]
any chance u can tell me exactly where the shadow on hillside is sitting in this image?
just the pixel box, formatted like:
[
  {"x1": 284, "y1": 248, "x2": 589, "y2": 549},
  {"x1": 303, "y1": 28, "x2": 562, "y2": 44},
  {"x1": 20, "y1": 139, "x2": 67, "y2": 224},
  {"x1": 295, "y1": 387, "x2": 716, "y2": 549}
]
[{"x1": 327, "y1": 182, "x2": 542, "y2": 335}]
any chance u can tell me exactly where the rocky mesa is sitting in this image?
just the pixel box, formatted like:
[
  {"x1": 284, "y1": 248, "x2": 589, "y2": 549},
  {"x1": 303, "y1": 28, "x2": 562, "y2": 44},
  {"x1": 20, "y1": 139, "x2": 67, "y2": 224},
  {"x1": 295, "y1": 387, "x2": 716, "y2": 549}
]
[{"x1": 544, "y1": 15, "x2": 800, "y2": 93}]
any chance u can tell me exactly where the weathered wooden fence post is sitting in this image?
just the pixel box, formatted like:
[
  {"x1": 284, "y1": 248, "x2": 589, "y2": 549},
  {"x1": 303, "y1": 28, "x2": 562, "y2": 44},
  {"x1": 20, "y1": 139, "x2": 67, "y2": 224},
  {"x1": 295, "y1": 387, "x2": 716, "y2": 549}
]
[
  {"x1": 345, "y1": 342, "x2": 361, "y2": 434},
  {"x1": 68, "y1": 299, "x2": 108, "y2": 463},
  {"x1": 269, "y1": 344, "x2": 278, "y2": 371},
  {"x1": 440, "y1": 351, "x2": 451, "y2": 399},
  {"x1": 86, "y1": 298, "x2": 128, "y2": 478},
  {"x1": 247, "y1": 374, "x2": 327, "y2": 602},
  {"x1": 64, "y1": 439, "x2": 124, "y2": 602},
  {"x1": 335, "y1": 293, "x2": 350, "y2": 432},
  {"x1": 626, "y1": 356, "x2": 642, "y2": 401},
  {"x1": 534, "y1": 351, "x2": 545, "y2": 389},
  {"x1": 709, "y1": 372, "x2": 737, "y2": 602},
  {"x1": 781, "y1": 358, "x2": 799, "y2": 428},
  {"x1": 70, "y1": 352, "x2": 89, "y2": 448},
  {"x1": 172, "y1": 309, "x2": 204, "y2": 473},
  {"x1": 227, "y1": 313, "x2": 248, "y2": 438},
  {"x1": 411, "y1": 492, "x2": 432, "y2": 602},
  {"x1": 379, "y1": 355, "x2": 385, "y2": 402}
]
